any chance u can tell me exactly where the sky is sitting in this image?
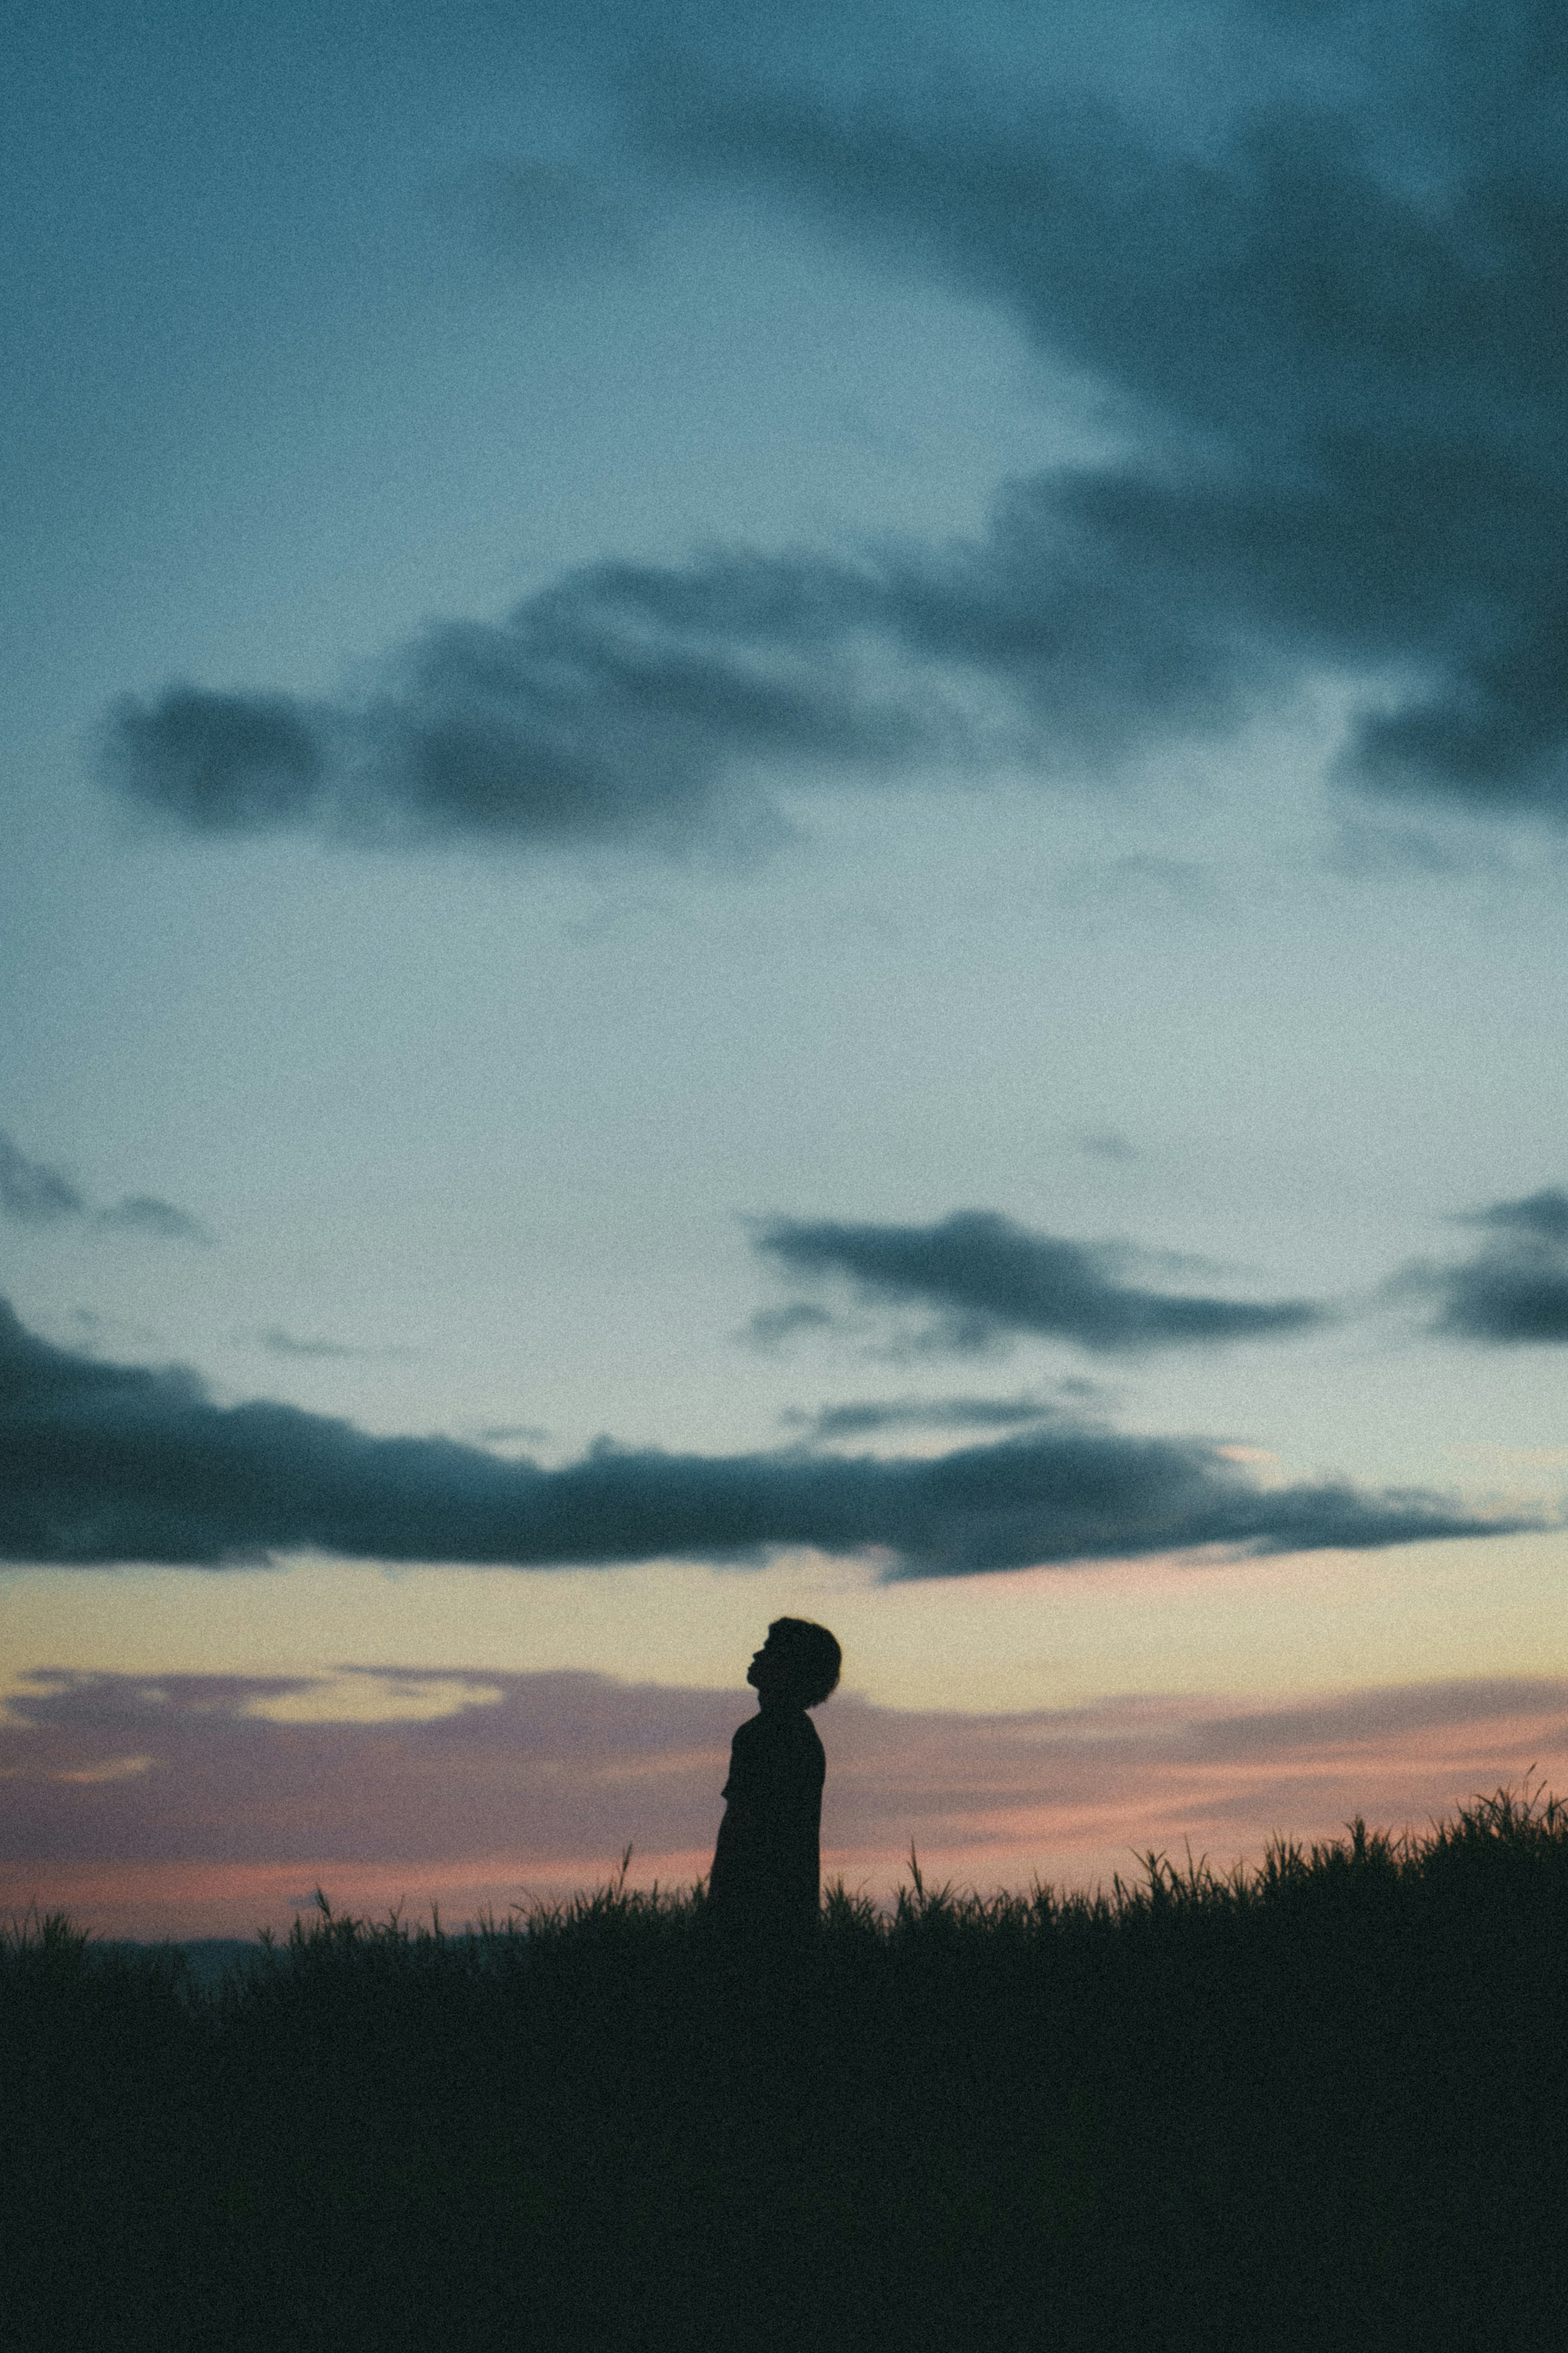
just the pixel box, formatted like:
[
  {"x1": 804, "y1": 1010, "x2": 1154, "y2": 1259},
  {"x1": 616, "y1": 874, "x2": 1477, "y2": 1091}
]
[{"x1": 5, "y1": 0, "x2": 1568, "y2": 1939}]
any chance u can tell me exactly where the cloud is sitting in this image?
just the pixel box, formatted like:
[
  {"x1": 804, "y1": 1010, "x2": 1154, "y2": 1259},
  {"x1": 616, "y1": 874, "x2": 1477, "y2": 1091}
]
[
  {"x1": 1403, "y1": 1186, "x2": 1568, "y2": 1342},
  {"x1": 744, "y1": 1300, "x2": 837, "y2": 1349},
  {"x1": 254, "y1": 1327, "x2": 391, "y2": 1361},
  {"x1": 69, "y1": 1308, "x2": 162, "y2": 1346},
  {"x1": 0, "y1": 1128, "x2": 211, "y2": 1244},
  {"x1": 754, "y1": 1210, "x2": 1328, "y2": 1353},
  {"x1": 99, "y1": 553, "x2": 941, "y2": 852},
  {"x1": 0, "y1": 1131, "x2": 85, "y2": 1224},
  {"x1": 1459, "y1": 1188, "x2": 1568, "y2": 1246},
  {"x1": 94, "y1": 3, "x2": 1568, "y2": 850},
  {"x1": 98, "y1": 1196, "x2": 214, "y2": 1245},
  {"x1": 630, "y1": 2, "x2": 1568, "y2": 817},
  {"x1": 1076, "y1": 1129, "x2": 1139, "y2": 1164},
  {"x1": 100, "y1": 687, "x2": 325, "y2": 833},
  {"x1": 429, "y1": 157, "x2": 640, "y2": 277},
  {"x1": 0, "y1": 1296, "x2": 1527, "y2": 1575},
  {"x1": 781, "y1": 1392, "x2": 1064, "y2": 1439},
  {"x1": 6, "y1": 1664, "x2": 1567, "y2": 1936}
]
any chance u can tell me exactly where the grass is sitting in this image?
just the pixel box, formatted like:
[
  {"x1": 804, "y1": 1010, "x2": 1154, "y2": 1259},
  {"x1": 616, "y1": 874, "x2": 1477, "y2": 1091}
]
[{"x1": 5, "y1": 1784, "x2": 1568, "y2": 2352}]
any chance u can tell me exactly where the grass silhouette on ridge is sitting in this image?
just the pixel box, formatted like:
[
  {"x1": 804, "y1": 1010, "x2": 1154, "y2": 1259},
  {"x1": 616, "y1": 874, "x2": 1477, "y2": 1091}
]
[{"x1": 6, "y1": 1781, "x2": 1568, "y2": 2353}]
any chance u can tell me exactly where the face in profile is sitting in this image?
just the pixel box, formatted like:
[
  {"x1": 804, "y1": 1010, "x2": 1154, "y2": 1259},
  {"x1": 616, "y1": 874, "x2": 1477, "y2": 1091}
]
[{"x1": 746, "y1": 1631, "x2": 800, "y2": 1707}]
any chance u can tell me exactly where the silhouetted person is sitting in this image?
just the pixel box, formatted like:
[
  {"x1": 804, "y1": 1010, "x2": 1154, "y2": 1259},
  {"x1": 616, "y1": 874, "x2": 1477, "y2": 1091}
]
[{"x1": 706, "y1": 1617, "x2": 841, "y2": 1959}]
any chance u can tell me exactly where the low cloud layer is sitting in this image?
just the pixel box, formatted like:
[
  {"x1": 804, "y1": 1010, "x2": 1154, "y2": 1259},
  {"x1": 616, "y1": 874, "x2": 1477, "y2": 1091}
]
[
  {"x1": 755, "y1": 1210, "x2": 1327, "y2": 1353},
  {"x1": 1405, "y1": 1188, "x2": 1568, "y2": 1343},
  {"x1": 0, "y1": 1298, "x2": 1528, "y2": 1574},
  {"x1": 0, "y1": 1129, "x2": 211, "y2": 1245},
  {"x1": 98, "y1": 2, "x2": 1568, "y2": 848},
  {"x1": 5, "y1": 1664, "x2": 1565, "y2": 1937}
]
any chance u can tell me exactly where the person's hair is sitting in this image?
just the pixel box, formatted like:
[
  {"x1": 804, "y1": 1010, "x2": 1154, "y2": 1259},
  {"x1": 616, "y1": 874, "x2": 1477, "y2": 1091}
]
[{"x1": 767, "y1": 1617, "x2": 842, "y2": 1708}]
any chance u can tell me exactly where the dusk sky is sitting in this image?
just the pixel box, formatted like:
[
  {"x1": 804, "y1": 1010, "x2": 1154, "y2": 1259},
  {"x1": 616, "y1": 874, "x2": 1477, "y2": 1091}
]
[{"x1": 6, "y1": 0, "x2": 1568, "y2": 1940}]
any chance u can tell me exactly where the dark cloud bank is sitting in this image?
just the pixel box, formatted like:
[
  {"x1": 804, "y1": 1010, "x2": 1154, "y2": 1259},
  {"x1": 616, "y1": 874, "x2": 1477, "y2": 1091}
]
[
  {"x1": 0, "y1": 1299, "x2": 1529, "y2": 1575},
  {"x1": 100, "y1": 1, "x2": 1568, "y2": 849},
  {"x1": 755, "y1": 1210, "x2": 1327, "y2": 1351}
]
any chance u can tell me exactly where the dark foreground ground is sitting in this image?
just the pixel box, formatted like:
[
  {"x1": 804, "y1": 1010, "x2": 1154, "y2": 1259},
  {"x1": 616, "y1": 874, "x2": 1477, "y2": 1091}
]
[{"x1": 6, "y1": 1787, "x2": 1568, "y2": 2353}]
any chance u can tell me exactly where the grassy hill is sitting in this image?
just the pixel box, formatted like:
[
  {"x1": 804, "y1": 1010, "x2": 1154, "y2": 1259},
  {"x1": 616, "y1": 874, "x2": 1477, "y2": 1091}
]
[{"x1": 6, "y1": 1784, "x2": 1566, "y2": 2352}]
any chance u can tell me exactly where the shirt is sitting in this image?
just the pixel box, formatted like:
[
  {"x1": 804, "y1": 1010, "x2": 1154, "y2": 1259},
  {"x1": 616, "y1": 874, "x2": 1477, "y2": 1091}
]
[{"x1": 707, "y1": 1704, "x2": 826, "y2": 1930}]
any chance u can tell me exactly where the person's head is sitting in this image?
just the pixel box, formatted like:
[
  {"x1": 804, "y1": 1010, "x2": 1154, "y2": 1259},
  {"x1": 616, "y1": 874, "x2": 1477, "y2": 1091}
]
[{"x1": 748, "y1": 1617, "x2": 842, "y2": 1710}]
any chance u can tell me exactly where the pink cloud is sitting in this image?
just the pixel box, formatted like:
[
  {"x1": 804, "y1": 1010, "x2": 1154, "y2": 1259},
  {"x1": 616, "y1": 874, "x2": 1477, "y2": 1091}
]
[{"x1": 3, "y1": 1664, "x2": 1566, "y2": 1940}]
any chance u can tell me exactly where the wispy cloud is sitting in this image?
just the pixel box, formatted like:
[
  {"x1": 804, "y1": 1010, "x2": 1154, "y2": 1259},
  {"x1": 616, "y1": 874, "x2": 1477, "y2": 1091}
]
[
  {"x1": 0, "y1": 1128, "x2": 212, "y2": 1244},
  {"x1": 781, "y1": 1392, "x2": 1064, "y2": 1440},
  {"x1": 0, "y1": 1297, "x2": 1529, "y2": 1575},
  {"x1": 753, "y1": 1210, "x2": 1328, "y2": 1354},
  {"x1": 1076, "y1": 1129, "x2": 1139, "y2": 1165},
  {"x1": 255, "y1": 1328, "x2": 368, "y2": 1361},
  {"x1": 744, "y1": 1300, "x2": 837, "y2": 1350},
  {"x1": 0, "y1": 1132, "x2": 85, "y2": 1224},
  {"x1": 98, "y1": 1196, "x2": 213, "y2": 1244},
  {"x1": 428, "y1": 157, "x2": 640, "y2": 278},
  {"x1": 253, "y1": 1327, "x2": 406, "y2": 1361}
]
